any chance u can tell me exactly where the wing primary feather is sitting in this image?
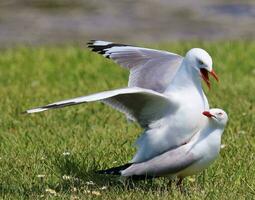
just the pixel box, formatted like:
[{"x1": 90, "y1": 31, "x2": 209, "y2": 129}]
[
  {"x1": 87, "y1": 40, "x2": 132, "y2": 57},
  {"x1": 25, "y1": 101, "x2": 82, "y2": 114},
  {"x1": 24, "y1": 87, "x2": 172, "y2": 129},
  {"x1": 86, "y1": 40, "x2": 183, "y2": 93},
  {"x1": 41, "y1": 101, "x2": 79, "y2": 109}
]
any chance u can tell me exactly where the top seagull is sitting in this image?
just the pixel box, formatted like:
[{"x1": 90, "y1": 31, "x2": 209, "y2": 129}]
[{"x1": 26, "y1": 40, "x2": 219, "y2": 163}]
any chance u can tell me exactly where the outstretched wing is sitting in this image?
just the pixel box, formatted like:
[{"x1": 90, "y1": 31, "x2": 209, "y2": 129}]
[
  {"x1": 87, "y1": 40, "x2": 183, "y2": 93},
  {"x1": 25, "y1": 87, "x2": 174, "y2": 128}
]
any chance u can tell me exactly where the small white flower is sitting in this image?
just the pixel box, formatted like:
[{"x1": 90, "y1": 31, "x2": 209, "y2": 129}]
[
  {"x1": 63, "y1": 151, "x2": 70, "y2": 156},
  {"x1": 238, "y1": 130, "x2": 246, "y2": 135},
  {"x1": 86, "y1": 181, "x2": 95, "y2": 185},
  {"x1": 74, "y1": 177, "x2": 80, "y2": 181},
  {"x1": 62, "y1": 175, "x2": 71, "y2": 180},
  {"x1": 187, "y1": 177, "x2": 195, "y2": 182},
  {"x1": 100, "y1": 186, "x2": 107, "y2": 190},
  {"x1": 45, "y1": 188, "x2": 57, "y2": 195},
  {"x1": 71, "y1": 195, "x2": 79, "y2": 200},
  {"x1": 221, "y1": 144, "x2": 226, "y2": 149},
  {"x1": 84, "y1": 190, "x2": 101, "y2": 196},
  {"x1": 37, "y1": 174, "x2": 45, "y2": 178},
  {"x1": 91, "y1": 191, "x2": 101, "y2": 196}
]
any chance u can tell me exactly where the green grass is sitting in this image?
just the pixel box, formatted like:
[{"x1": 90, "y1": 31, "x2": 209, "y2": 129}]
[{"x1": 0, "y1": 41, "x2": 254, "y2": 199}]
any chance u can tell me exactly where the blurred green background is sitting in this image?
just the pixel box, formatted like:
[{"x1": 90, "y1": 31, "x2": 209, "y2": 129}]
[{"x1": 0, "y1": 0, "x2": 255, "y2": 46}]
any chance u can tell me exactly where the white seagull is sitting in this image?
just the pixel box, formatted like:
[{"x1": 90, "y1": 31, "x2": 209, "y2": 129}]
[
  {"x1": 97, "y1": 109, "x2": 228, "y2": 184},
  {"x1": 25, "y1": 40, "x2": 219, "y2": 163}
]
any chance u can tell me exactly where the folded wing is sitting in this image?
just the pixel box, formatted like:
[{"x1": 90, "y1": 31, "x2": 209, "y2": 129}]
[
  {"x1": 122, "y1": 146, "x2": 201, "y2": 177},
  {"x1": 25, "y1": 87, "x2": 173, "y2": 128},
  {"x1": 88, "y1": 40, "x2": 183, "y2": 93}
]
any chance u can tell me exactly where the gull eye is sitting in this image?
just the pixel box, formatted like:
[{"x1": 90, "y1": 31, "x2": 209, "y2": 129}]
[
  {"x1": 198, "y1": 59, "x2": 204, "y2": 65},
  {"x1": 218, "y1": 112, "x2": 223, "y2": 116}
]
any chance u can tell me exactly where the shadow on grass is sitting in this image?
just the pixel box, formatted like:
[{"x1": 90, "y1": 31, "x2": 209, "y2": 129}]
[
  {"x1": 53, "y1": 153, "x2": 179, "y2": 193},
  {"x1": 0, "y1": 154, "x2": 191, "y2": 197}
]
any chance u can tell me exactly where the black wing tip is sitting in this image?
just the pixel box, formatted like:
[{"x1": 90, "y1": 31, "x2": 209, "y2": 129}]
[
  {"x1": 87, "y1": 40, "x2": 129, "y2": 48},
  {"x1": 96, "y1": 169, "x2": 121, "y2": 175},
  {"x1": 21, "y1": 110, "x2": 28, "y2": 115},
  {"x1": 41, "y1": 102, "x2": 77, "y2": 110},
  {"x1": 23, "y1": 101, "x2": 78, "y2": 114},
  {"x1": 96, "y1": 163, "x2": 156, "y2": 180},
  {"x1": 87, "y1": 39, "x2": 96, "y2": 46},
  {"x1": 87, "y1": 40, "x2": 108, "y2": 55},
  {"x1": 96, "y1": 163, "x2": 132, "y2": 175},
  {"x1": 87, "y1": 40, "x2": 131, "y2": 57}
]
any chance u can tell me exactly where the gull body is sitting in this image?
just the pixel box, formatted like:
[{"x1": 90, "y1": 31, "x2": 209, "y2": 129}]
[
  {"x1": 99, "y1": 109, "x2": 228, "y2": 180},
  {"x1": 133, "y1": 48, "x2": 212, "y2": 162},
  {"x1": 25, "y1": 41, "x2": 218, "y2": 163}
]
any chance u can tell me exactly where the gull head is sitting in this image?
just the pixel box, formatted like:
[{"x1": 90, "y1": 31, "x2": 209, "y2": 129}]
[
  {"x1": 202, "y1": 108, "x2": 228, "y2": 128},
  {"x1": 185, "y1": 48, "x2": 218, "y2": 89}
]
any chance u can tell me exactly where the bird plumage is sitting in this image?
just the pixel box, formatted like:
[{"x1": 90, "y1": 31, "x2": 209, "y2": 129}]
[
  {"x1": 97, "y1": 109, "x2": 228, "y2": 180},
  {"x1": 25, "y1": 40, "x2": 218, "y2": 164}
]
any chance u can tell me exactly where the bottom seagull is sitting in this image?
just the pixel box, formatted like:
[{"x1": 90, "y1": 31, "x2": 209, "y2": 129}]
[{"x1": 97, "y1": 108, "x2": 228, "y2": 184}]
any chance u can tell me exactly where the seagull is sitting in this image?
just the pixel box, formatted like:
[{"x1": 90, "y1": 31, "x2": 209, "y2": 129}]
[
  {"x1": 97, "y1": 109, "x2": 228, "y2": 184},
  {"x1": 25, "y1": 40, "x2": 219, "y2": 163}
]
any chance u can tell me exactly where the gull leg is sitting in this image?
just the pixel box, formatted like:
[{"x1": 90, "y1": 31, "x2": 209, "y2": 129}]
[
  {"x1": 167, "y1": 178, "x2": 173, "y2": 188},
  {"x1": 176, "y1": 178, "x2": 183, "y2": 187},
  {"x1": 176, "y1": 177, "x2": 184, "y2": 192},
  {"x1": 146, "y1": 177, "x2": 153, "y2": 185}
]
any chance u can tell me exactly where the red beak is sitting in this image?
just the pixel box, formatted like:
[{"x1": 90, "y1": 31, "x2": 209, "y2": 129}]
[
  {"x1": 202, "y1": 111, "x2": 214, "y2": 118},
  {"x1": 200, "y1": 68, "x2": 219, "y2": 89}
]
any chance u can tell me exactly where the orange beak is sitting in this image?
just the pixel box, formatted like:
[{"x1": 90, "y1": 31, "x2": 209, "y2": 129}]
[{"x1": 200, "y1": 68, "x2": 219, "y2": 89}]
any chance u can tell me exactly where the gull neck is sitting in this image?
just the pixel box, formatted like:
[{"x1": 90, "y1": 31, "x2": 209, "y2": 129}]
[
  {"x1": 188, "y1": 122, "x2": 223, "y2": 149},
  {"x1": 167, "y1": 59, "x2": 202, "y2": 91}
]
